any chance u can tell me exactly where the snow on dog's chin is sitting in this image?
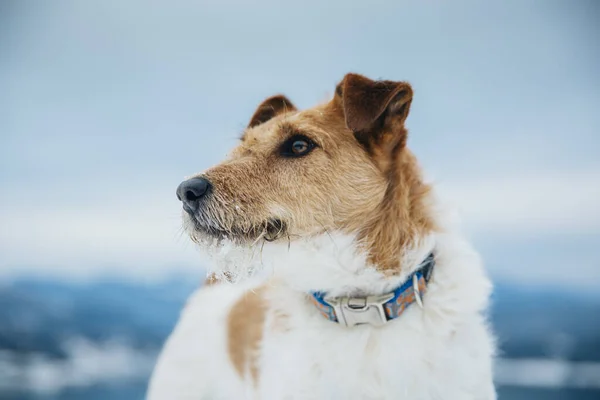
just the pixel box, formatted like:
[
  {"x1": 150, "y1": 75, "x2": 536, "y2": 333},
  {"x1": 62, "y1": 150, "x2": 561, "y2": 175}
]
[
  {"x1": 195, "y1": 232, "x2": 361, "y2": 285},
  {"x1": 198, "y1": 237, "x2": 270, "y2": 283},
  {"x1": 195, "y1": 232, "x2": 382, "y2": 286}
]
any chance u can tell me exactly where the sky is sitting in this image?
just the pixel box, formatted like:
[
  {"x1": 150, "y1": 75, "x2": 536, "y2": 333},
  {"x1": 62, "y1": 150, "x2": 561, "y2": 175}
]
[{"x1": 0, "y1": 0, "x2": 599, "y2": 287}]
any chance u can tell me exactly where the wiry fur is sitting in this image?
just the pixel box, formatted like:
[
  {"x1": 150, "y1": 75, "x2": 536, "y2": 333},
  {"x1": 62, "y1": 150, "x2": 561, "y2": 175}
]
[{"x1": 147, "y1": 73, "x2": 496, "y2": 399}]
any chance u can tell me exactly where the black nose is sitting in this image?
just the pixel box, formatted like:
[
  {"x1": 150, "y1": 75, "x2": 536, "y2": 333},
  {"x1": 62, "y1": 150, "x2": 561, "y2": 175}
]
[{"x1": 176, "y1": 177, "x2": 211, "y2": 213}]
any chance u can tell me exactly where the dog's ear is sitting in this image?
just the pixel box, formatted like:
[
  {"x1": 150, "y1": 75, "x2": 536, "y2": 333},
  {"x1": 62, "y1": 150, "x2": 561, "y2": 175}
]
[
  {"x1": 336, "y1": 73, "x2": 413, "y2": 152},
  {"x1": 248, "y1": 95, "x2": 297, "y2": 128}
]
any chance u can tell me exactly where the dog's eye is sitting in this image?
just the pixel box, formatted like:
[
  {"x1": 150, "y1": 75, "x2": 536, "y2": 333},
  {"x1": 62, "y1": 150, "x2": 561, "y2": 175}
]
[
  {"x1": 292, "y1": 140, "x2": 309, "y2": 154},
  {"x1": 281, "y1": 135, "x2": 316, "y2": 157}
]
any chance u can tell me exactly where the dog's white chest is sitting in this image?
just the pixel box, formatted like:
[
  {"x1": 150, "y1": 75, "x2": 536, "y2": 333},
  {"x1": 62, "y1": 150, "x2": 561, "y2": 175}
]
[
  {"x1": 148, "y1": 233, "x2": 496, "y2": 400},
  {"x1": 257, "y1": 297, "x2": 492, "y2": 400},
  {"x1": 148, "y1": 284, "x2": 495, "y2": 400}
]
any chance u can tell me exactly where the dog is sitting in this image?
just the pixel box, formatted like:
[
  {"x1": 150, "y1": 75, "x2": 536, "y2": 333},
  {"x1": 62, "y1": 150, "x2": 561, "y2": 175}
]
[{"x1": 147, "y1": 73, "x2": 496, "y2": 399}]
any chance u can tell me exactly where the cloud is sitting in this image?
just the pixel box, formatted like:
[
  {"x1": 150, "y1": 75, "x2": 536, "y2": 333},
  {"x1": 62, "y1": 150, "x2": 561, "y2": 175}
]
[
  {"x1": 1, "y1": 168, "x2": 598, "y2": 285},
  {"x1": 0, "y1": 191, "x2": 202, "y2": 280},
  {"x1": 436, "y1": 169, "x2": 600, "y2": 235}
]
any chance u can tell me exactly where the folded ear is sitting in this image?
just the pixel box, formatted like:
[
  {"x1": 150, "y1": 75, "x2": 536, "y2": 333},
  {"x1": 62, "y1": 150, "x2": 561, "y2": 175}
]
[
  {"x1": 248, "y1": 95, "x2": 297, "y2": 128},
  {"x1": 336, "y1": 73, "x2": 413, "y2": 151}
]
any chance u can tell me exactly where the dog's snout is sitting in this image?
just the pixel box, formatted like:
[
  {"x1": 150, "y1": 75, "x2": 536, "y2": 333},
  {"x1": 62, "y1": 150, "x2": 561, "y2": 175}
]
[{"x1": 176, "y1": 177, "x2": 211, "y2": 213}]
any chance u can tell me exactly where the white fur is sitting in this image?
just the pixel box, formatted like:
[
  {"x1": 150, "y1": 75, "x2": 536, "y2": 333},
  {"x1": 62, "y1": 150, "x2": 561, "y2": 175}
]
[{"x1": 147, "y1": 217, "x2": 496, "y2": 399}]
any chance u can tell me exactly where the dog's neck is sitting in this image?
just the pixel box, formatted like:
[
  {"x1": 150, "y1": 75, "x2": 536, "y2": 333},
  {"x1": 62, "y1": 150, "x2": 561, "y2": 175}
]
[
  {"x1": 270, "y1": 233, "x2": 436, "y2": 297},
  {"x1": 204, "y1": 232, "x2": 436, "y2": 298},
  {"x1": 356, "y1": 149, "x2": 436, "y2": 273}
]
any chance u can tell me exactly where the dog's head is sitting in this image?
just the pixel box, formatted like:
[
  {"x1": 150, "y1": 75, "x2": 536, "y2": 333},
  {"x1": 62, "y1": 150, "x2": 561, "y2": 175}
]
[{"x1": 177, "y1": 73, "x2": 435, "y2": 272}]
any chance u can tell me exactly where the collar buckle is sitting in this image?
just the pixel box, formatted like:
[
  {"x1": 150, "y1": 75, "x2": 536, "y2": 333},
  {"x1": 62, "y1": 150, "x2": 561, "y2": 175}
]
[{"x1": 324, "y1": 292, "x2": 395, "y2": 327}]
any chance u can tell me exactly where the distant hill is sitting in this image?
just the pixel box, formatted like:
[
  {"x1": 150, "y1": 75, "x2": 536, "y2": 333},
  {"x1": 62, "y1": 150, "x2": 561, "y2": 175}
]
[
  {"x1": 1, "y1": 277, "x2": 599, "y2": 399},
  {"x1": 1, "y1": 277, "x2": 598, "y2": 362},
  {"x1": 0, "y1": 278, "x2": 600, "y2": 361},
  {"x1": 492, "y1": 282, "x2": 600, "y2": 361},
  {"x1": 0, "y1": 278, "x2": 196, "y2": 358}
]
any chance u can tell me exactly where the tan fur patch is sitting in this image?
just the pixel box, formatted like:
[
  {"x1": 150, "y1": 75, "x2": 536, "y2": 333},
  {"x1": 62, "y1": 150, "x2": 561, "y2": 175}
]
[
  {"x1": 227, "y1": 285, "x2": 268, "y2": 386},
  {"x1": 203, "y1": 273, "x2": 220, "y2": 286},
  {"x1": 203, "y1": 272, "x2": 235, "y2": 286}
]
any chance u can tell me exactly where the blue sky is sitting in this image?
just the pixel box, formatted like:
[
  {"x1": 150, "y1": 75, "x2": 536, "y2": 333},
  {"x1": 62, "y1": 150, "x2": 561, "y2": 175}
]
[{"x1": 0, "y1": 1, "x2": 598, "y2": 287}]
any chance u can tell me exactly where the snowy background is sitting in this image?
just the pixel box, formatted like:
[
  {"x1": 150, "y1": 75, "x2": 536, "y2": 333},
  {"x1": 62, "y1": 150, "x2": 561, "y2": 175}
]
[{"x1": 1, "y1": 1, "x2": 599, "y2": 399}]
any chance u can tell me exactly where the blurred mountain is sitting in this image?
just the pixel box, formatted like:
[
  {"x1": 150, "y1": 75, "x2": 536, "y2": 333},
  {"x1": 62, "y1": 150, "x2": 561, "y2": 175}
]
[
  {"x1": 492, "y1": 283, "x2": 600, "y2": 362},
  {"x1": 0, "y1": 277, "x2": 599, "y2": 399},
  {"x1": 1, "y1": 277, "x2": 599, "y2": 362},
  {"x1": 0, "y1": 277, "x2": 197, "y2": 358}
]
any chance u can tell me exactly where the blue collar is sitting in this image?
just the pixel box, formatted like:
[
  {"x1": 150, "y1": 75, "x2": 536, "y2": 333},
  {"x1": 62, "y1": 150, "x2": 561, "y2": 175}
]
[{"x1": 310, "y1": 253, "x2": 435, "y2": 327}]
